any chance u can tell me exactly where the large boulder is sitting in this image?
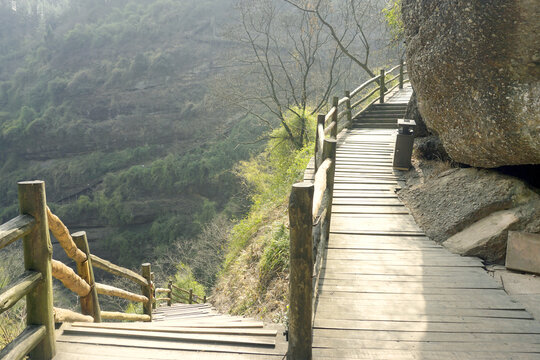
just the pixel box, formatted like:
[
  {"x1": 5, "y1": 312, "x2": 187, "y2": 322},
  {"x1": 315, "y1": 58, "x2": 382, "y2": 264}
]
[
  {"x1": 398, "y1": 167, "x2": 540, "y2": 243},
  {"x1": 402, "y1": 0, "x2": 540, "y2": 167}
]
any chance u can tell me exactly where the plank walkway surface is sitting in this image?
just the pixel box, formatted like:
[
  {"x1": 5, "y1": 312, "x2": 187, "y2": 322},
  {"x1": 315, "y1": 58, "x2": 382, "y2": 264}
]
[
  {"x1": 54, "y1": 303, "x2": 287, "y2": 359},
  {"x1": 311, "y1": 85, "x2": 540, "y2": 359}
]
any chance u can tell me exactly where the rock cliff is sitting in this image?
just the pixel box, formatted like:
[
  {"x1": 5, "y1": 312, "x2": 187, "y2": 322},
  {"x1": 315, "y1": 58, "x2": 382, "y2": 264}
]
[{"x1": 402, "y1": 0, "x2": 540, "y2": 167}]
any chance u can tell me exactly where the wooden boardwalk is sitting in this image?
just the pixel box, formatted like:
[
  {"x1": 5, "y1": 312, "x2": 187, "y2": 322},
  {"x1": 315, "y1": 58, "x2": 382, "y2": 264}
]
[
  {"x1": 311, "y1": 86, "x2": 540, "y2": 359},
  {"x1": 54, "y1": 303, "x2": 287, "y2": 359}
]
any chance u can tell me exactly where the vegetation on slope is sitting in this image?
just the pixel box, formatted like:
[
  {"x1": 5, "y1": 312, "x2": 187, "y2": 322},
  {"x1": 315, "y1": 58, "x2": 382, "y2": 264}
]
[
  {"x1": 212, "y1": 110, "x2": 315, "y2": 321},
  {"x1": 0, "y1": 0, "x2": 266, "y2": 271}
]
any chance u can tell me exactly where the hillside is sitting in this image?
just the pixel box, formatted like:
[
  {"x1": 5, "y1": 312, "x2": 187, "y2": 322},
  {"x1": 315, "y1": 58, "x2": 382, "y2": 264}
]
[{"x1": 0, "y1": 0, "x2": 265, "y2": 270}]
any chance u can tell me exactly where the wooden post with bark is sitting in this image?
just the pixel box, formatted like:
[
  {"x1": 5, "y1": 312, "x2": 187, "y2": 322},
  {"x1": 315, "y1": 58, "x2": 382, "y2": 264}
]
[
  {"x1": 399, "y1": 59, "x2": 404, "y2": 89},
  {"x1": 314, "y1": 114, "x2": 326, "y2": 172},
  {"x1": 380, "y1": 69, "x2": 385, "y2": 103},
  {"x1": 18, "y1": 181, "x2": 56, "y2": 360},
  {"x1": 141, "y1": 263, "x2": 153, "y2": 321},
  {"x1": 189, "y1": 289, "x2": 193, "y2": 304},
  {"x1": 167, "y1": 280, "x2": 173, "y2": 306},
  {"x1": 151, "y1": 272, "x2": 156, "y2": 310},
  {"x1": 345, "y1": 90, "x2": 352, "y2": 125},
  {"x1": 73, "y1": 231, "x2": 101, "y2": 322},
  {"x1": 287, "y1": 182, "x2": 314, "y2": 360},
  {"x1": 331, "y1": 96, "x2": 339, "y2": 138},
  {"x1": 322, "y1": 139, "x2": 337, "y2": 242}
]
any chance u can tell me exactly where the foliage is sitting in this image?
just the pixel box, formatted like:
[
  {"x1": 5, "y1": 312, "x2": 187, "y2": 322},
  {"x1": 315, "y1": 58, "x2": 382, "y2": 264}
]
[
  {"x1": 0, "y1": 0, "x2": 265, "y2": 272},
  {"x1": 383, "y1": 0, "x2": 404, "y2": 42},
  {"x1": 224, "y1": 110, "x2": 315, "y2": 269},
  {"x1": 258, "y1": 223, "x2": 289, "y2": 290},
  {"x1": 213, "y1": 108, "x2": 315, "y2": 320},
  {"x1": 172, "y1": 263, "x2": 206, "y2": 303}
]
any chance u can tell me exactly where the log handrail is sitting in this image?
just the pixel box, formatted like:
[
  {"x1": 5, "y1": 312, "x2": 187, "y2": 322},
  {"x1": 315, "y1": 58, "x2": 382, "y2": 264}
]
[
  {"x1": 0, "y1": 271, "x2": 42, "y2": 315},
  {"x1": 95, "y1": 282, "x2": 148, "y2": 303},
  {"x1": 46, "y1": 207, "x2": 87, "y2": 263},
  {"x1": 90, "y1": 254, "x2": 149, "y2": 287},
  {"x1": 288, "y1": 61, "x2": 407, "y2": 358},
  {"x1": 0, "y1": 215, "x2": 35, "y2": 250},
  {"x1": 0, "y1": 181, "x2": 56, "y2": 359},
  {"x1": 51, "y1": 259, "x2": 92, "y2": 297}
]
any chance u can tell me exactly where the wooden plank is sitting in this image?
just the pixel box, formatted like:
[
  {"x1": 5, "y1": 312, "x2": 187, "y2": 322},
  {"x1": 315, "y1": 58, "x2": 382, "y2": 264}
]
[
  {"x1": 332, "y1": 205, "x2": 408, "y2": 214},
  {"x1": 0, "y1": 270, "x2": 42, "y2": 314},
  {"x1": 0, "y1": 214, "x2": 35, "y2": 250},
  {"x1": 506, "y1": 231, "x2": 540, "y2": 275},
  {"x1": 90, "y1": 254, "x2": 148, "y2": 287},
  {"x1": 314, "y1": 306, "x2": 532, "y2": 320},
  {"x1": 312, "y1": 348, "x2": 540, "y2": 360},
  {"x1": 70, "y1": 322, "x2": 277, "y2": 336},
  {"x1": 55, "y1": 343, "x2": 285, "y2": 360},
  {"x1": 313, "y1": 337, "x2": 540, "y2": 353},
  {"x1": 0, "y1": 325, "x2": 46, "y2": 360},
  {"x1": 315, "y1": 298, "x2": 524, "y2": 310},
  {"x1": 62, "y1": 326, "x2": 276, "y2": 347},
  {"x1": 95, "y1": 282, "x2": 148, "y2": 303},
  {"x1": 313, "y1": 318, "x2": 540, "y2": 334},
  {"x1": 57, "y1": 334, "x2": 286, "y2": 356},
  {"x1": 313, "y1": 328, "x2": 540, "y2": 343}
]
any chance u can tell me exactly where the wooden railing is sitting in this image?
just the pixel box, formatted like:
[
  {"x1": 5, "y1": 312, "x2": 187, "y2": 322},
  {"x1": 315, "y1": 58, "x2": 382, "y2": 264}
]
[
  {"x1": 0, "y1": 180, "x2": 194, "y2": 359},
  {"x1": 287, "y1": 61, "x2": 408, "y2": 359},
  {"x1": 169, "y1": 283, "x2": 206, "y2": 305}
]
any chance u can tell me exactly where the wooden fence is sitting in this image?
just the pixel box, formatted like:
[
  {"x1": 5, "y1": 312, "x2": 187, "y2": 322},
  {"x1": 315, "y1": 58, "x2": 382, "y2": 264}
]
[
  {"x1": 0, "y1": 180, "x2": 202, "y2": 359},
  {"x1": 287, "y1": 61, "x2": 408, "y2": 359}
]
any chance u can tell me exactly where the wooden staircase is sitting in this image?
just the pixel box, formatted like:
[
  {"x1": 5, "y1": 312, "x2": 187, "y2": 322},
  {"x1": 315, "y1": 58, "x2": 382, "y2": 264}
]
[
  {"x1": 54, "y1": 303, "x2": 287, "y2": 359},
  {"x1": 352, "y1": 103, "x2": 408, "y2": 129}
]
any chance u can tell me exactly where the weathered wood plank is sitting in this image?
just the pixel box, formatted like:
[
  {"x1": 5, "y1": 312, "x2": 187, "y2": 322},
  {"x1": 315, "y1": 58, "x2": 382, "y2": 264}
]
[
  {"x1": 70, "y1": 322, "x2": 277, "y2": 336},
  {"x1": 62, "y1": 326, "x2": 276, "y2": 347},
  {"x1": 57, "y1": 334, "x2": 286, "y2": 356},
  {"x1": 46, "y1": 207, "x2": 87, "y2": 263},
  {"x1": 0, "y1": 325, "x2": 45, "y2": 360},
  {"x1": 0, "y1": 270, "x2": 41, "y2": 314},
  {"x1": 90, "y1": 254, "x2": 148, "y2": 287},
  {"x1": 313, "y1": 318, "x2": 540, "y2": 334},
  {"x1": 54, "y1": 307, "x2": 93, "y2": 323},
  {"x1": 95, "y1": 282, "x2": 148, "y2": 303},
  {"x1": 55, "y1": 343, "x2": 286, "y2": 360},
  {"x1": 313, "y1": 336, "x2": 540, "y2": 352},
  {"x1": 100, "y1": 311, "x2": 151, "y2": 322},
  {"x1": 0, "y1": 214, "x2": 35, "y2": 250},
  {"x1": 313, "y1": 328, "x2": 540, "y2": 343},
  {"x1": 51, "y1": 259, "x2": 91, "y2": 296}
]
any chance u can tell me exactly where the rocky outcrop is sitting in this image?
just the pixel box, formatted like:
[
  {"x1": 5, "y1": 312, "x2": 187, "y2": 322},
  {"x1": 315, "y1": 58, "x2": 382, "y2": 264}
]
[
  {"x1": 398, "y1": 167, "x2": 540, "y2": 243},
  {"x1": 444, "y1": 209, "x2": 519, "y2": 262},
  {"x1": 405, "y1": 92, "x2": 429, "y2": 137},
  {"x1": 402, "y1": 0, "x2": 540, "y2": 167}
]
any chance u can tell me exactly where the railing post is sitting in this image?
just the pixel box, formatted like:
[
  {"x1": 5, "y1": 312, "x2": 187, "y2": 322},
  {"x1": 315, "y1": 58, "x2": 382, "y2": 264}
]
[
  {"x1": 18, "y1": 181, "x2": 56, "y2": 360},
  {"x1": 345, "y1": 90, "x2": 352, "y2": 125},
  {"x1": 314, "y1": 114, "x2": 325, "y2": 171},
  {"x1": 380, "y1": 69, "x2": 385, "y2": 103},
  {"x1": 141, "y1": 263, "x2": 153, "y2": 321},
  {"x1": 322, "y1": 139, "x2": 337, "y2": 243},
  {"x1": 167, "y1": 280, "x2": 172, "y2": 306},
  {"x1": 203, "y1": 295, "x2": 207, "y2": 303},
  {"x1": 189, "y1": 289, "x2": 193, "y2": 304},
  {"x1": 73, "y1": 231, "x2": 101, "y2": 323},
  {"x1": 399, "y1": 59, "x2": 404, "y2": 89},
  {"x1": 331, "y1": 96, "x2": 338, "y2": 138},
  {"x1": 288, "y1": 182, "x2": 314, "y2": 360},
  {"x1": 151, "y1": 272, "x2": 156, "y2": 310}
]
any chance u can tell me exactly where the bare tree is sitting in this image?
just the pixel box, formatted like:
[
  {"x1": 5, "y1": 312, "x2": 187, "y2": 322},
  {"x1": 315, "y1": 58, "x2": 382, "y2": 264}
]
[
  {"x1": 217, "y1": 0, "x2": 344, "y2": 149},
  {"x1": 284, "y1": 0, "x2": 386, "y2": 78}
]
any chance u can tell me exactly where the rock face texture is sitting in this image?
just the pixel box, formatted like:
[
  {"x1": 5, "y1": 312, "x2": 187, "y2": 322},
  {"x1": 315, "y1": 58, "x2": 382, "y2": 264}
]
[
  {"x1": 444, "y1": 209, "x2": 519, "y2": 262},
  {"x1": 402, "y1": 0, "x2": 540, "y2": 167},
  {"x1": 398, "y1": 167, "x2": 540, "y2": 244},
  {"x1": 405, "y1": 92, "x2": 429, "y2": 138}
]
